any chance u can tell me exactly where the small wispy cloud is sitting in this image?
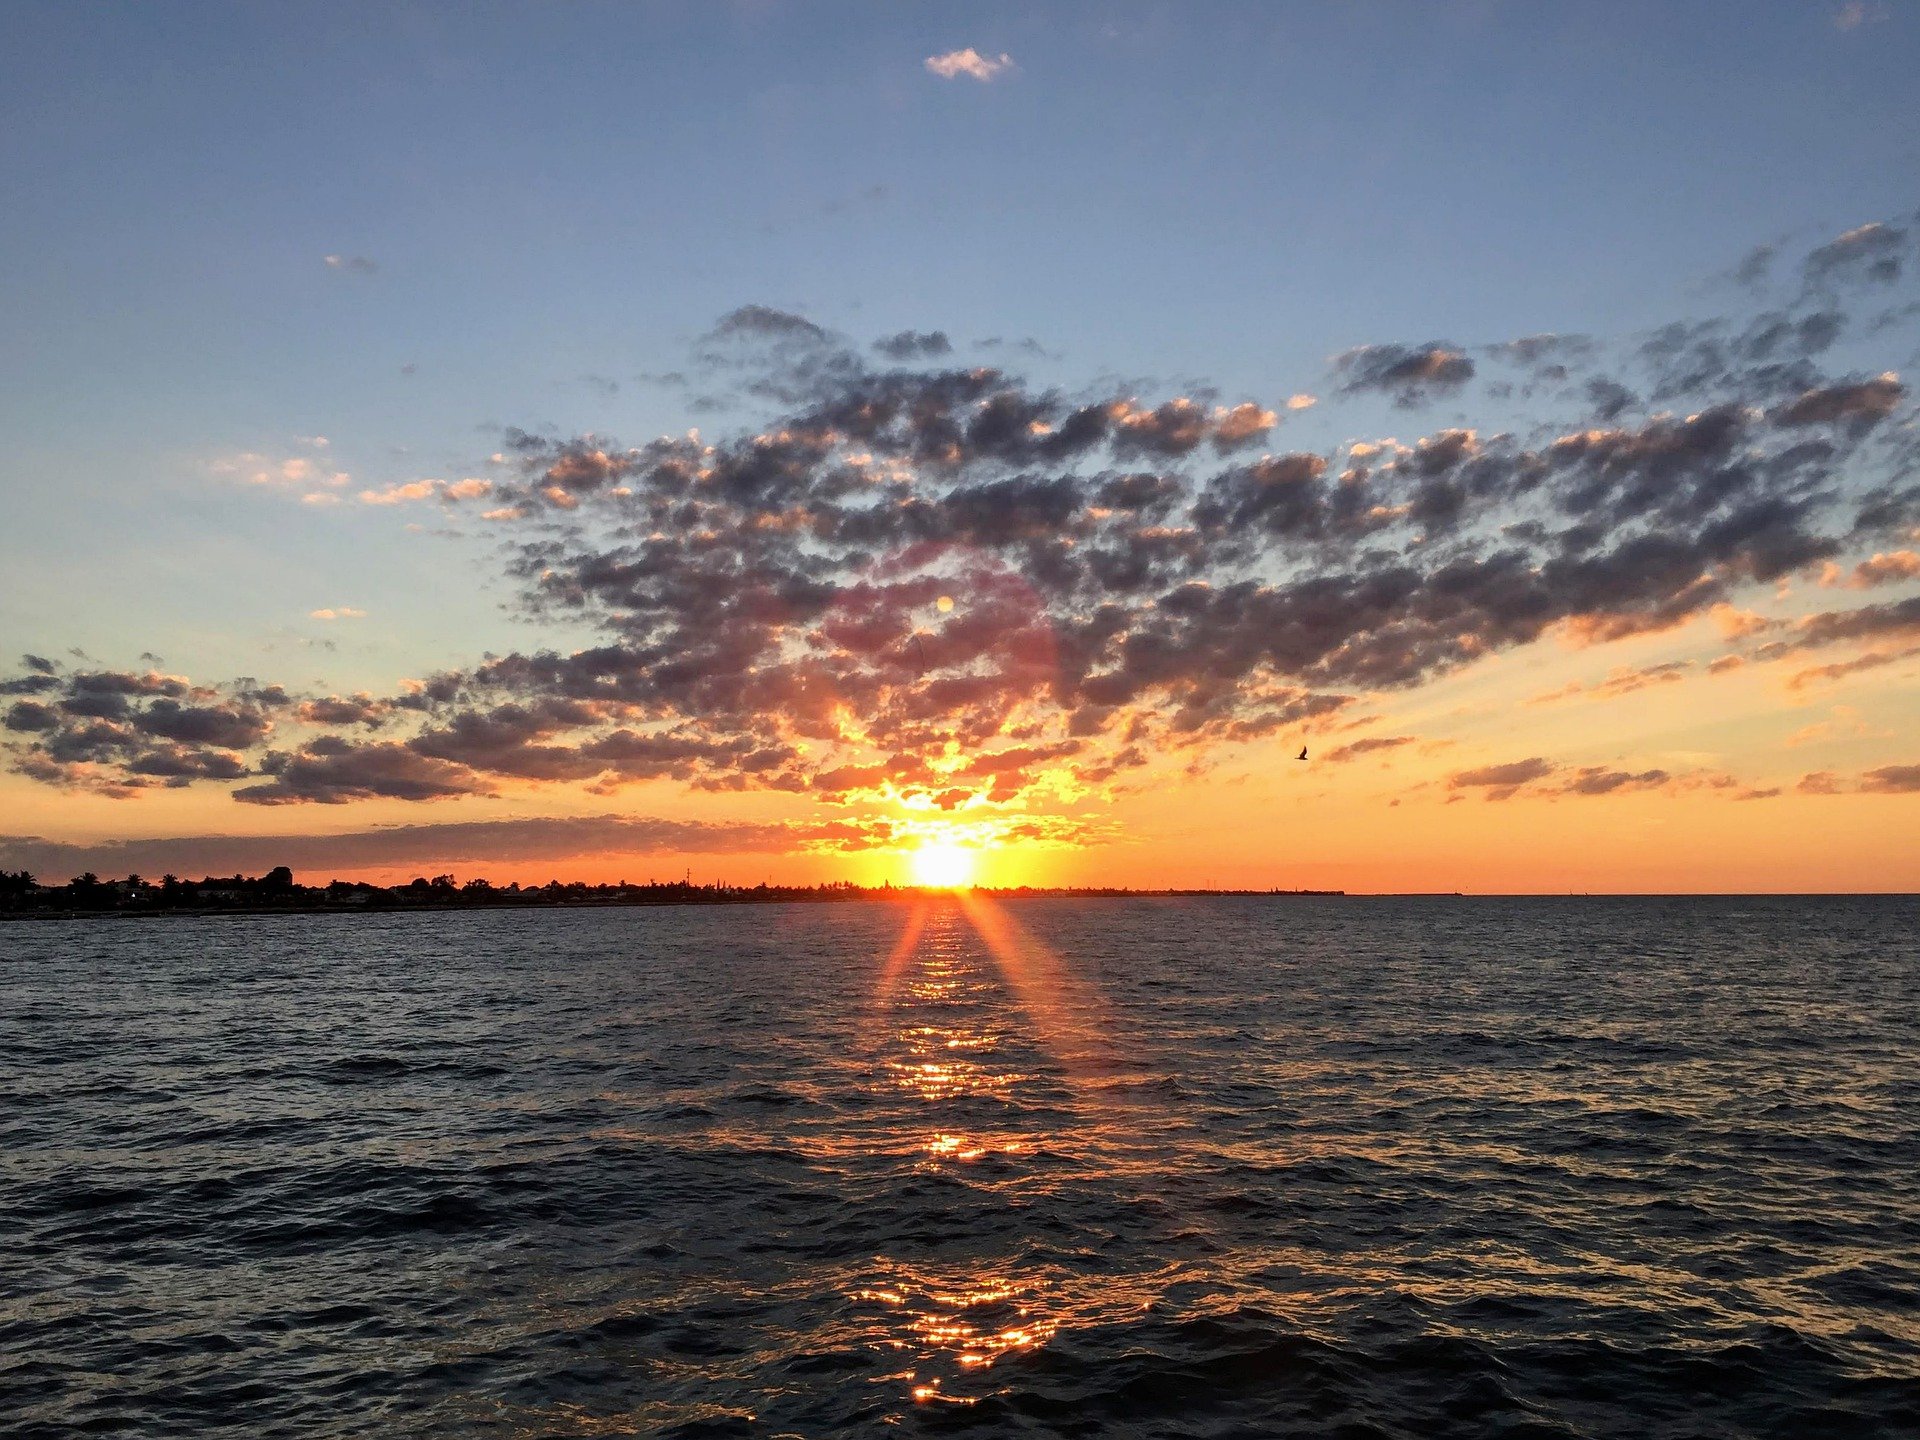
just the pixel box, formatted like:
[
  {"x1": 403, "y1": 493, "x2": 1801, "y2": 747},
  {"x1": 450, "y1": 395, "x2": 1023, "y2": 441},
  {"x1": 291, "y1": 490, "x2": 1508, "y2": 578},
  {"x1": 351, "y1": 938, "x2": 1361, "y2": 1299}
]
[
  {"x1": 310, "y1": 607, "x2": 367, "y2": 621},
  {"x1": 925, "y1": 48, "x2": 1015, "y2": 82},
  {"x1": 214, "y1": 452, "x2": 350, "y2": 490},
  {"x1": 1833, "y1": 2, "x2": 1888, "y2": 31},
  {"x1": 323, "y1": 254, "x2": 379, "y2": 275},
  {"x1": 357, "y1": 477, "x2": 493, "y2": 506}
]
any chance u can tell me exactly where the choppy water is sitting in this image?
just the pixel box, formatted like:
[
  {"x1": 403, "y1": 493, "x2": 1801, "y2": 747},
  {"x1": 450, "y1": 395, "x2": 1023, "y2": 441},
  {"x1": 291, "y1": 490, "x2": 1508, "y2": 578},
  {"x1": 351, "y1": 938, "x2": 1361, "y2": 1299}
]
[{"x1": 3, "y1": 896, "x2": 1918, "y2": 1438}]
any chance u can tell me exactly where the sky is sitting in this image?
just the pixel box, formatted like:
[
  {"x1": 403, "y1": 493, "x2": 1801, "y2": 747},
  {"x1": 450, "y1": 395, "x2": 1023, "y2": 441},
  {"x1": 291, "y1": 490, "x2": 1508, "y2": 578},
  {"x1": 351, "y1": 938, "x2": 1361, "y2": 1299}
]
[{"x1": 2, "y1": 0, "x2": 1917, "y2": 892}]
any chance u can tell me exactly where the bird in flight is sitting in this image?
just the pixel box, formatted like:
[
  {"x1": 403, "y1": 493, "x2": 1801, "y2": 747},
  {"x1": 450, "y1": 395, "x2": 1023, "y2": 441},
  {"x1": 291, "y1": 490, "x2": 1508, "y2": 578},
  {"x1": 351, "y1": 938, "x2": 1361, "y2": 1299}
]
[{"x1": 1296, "y1": 745, "x2": 1308, "y2": 761}]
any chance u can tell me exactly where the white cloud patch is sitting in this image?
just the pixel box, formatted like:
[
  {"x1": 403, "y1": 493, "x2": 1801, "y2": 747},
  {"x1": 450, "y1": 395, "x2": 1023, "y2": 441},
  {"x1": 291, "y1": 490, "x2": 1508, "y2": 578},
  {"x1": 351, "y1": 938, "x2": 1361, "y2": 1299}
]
[
  {"x1": 925, "y1": 48, "x2": 1015, "y2": 82},
  {"x1": 310, "y1": 607, "x2": 367, "y2": 621}
]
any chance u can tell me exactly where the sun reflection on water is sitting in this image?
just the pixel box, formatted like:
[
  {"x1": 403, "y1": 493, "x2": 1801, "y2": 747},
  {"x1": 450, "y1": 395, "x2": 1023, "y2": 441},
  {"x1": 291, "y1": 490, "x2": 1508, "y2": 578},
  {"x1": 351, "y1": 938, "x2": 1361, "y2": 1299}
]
[{"x1": 851, "y1": 893, "x2": 1161, "y2": 1406}]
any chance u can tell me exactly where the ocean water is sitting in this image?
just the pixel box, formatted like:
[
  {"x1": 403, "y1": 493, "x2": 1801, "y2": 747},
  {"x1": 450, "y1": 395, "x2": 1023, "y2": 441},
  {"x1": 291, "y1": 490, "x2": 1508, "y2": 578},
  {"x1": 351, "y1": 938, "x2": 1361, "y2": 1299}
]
[{"x1": 3, "y1": 896, "x2": 1917, "y2": 1438}]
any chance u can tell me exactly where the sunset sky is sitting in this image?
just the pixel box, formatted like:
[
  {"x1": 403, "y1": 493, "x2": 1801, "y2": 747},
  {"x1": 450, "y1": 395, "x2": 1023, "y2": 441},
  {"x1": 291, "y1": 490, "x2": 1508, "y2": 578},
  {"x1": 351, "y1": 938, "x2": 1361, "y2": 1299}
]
[{"x1": 2, "y1": 1, "x2": 1917, "y2": 891}]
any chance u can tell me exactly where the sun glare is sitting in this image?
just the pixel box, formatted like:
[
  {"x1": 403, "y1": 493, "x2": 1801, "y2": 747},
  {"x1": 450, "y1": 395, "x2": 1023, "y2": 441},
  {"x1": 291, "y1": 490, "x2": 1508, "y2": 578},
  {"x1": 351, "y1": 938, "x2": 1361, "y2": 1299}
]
[{"x1": 909, "y1": 840, "x2": 978, "y2": 889}]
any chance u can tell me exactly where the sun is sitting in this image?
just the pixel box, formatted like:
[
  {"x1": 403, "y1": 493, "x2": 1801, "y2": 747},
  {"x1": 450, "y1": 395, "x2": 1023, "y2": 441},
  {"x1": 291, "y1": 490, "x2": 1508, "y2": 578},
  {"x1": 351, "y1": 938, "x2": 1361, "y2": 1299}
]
[{"x1": 909, "y1": 840, "x2": 978, "y2": 889}]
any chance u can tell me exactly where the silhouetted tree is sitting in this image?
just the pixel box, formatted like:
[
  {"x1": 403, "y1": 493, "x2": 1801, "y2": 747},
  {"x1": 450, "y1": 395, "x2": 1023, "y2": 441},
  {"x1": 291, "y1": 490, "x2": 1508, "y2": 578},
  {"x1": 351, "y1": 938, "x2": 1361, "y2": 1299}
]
[{"x1": 0, "y1": 870, "x2": 34, "y2": 910}]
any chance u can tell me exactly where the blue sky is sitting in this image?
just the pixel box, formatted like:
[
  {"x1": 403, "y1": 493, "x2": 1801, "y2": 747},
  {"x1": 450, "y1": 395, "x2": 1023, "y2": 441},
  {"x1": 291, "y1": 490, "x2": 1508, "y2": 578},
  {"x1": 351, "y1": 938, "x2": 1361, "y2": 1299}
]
[{"x1": 2, "y1": 2, "x2": 1917, "y2": 886}]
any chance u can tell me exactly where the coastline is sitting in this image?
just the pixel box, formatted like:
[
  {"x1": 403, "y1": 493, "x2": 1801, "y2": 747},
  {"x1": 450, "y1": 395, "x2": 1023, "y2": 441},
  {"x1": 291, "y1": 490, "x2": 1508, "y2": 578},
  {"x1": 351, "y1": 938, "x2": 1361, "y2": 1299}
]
[{"x1": 0, "y1": 884, "x2": 1352, "y2": 922}]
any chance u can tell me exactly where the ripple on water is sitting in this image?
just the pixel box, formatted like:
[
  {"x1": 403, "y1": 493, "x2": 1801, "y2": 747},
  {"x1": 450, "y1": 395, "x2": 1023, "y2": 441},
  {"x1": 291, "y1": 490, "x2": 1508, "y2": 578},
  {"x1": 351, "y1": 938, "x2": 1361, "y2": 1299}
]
[{"x1": 2, "y1": 895, "x2": 1918, "y2": 1437}]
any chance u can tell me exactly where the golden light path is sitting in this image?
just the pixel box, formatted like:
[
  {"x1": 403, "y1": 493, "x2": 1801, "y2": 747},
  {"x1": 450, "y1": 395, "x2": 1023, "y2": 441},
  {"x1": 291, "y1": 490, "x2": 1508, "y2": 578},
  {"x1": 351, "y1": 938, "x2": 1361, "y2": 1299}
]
[{"x1": 857, "y1": 855, "x2": 1160, "y2": 1411}]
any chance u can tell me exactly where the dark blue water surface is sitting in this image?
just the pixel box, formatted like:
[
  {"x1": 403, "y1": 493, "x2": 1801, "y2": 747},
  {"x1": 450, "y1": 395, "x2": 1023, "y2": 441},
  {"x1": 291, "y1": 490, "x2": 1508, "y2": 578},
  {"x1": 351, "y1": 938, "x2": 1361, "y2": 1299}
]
[{"x1": 3, "y1": 895, "x2": 1918, "y2": 1437}]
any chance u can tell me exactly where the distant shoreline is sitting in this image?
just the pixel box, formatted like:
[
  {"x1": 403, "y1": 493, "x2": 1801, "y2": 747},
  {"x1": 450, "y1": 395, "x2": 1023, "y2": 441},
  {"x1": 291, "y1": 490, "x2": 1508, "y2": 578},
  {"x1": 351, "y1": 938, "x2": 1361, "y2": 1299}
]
[{"x1": 0, "y1": 883, "x2": 1355, "y2": 922}]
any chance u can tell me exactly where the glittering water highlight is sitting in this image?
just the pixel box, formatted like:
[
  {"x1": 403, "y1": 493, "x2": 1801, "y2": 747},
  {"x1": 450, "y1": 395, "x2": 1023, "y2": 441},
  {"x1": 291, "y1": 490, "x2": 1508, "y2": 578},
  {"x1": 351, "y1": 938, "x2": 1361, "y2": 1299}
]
[{"x1": 3, "y1": 895, "x2": 1917, "y2": 1437}]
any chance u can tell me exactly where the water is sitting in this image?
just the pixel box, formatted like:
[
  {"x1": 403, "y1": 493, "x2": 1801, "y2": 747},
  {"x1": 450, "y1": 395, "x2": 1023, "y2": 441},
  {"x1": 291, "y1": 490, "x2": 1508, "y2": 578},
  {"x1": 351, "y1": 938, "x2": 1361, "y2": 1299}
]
[{"x1": 3, "y1": 896, "x2": 1917, "y2": 1438}]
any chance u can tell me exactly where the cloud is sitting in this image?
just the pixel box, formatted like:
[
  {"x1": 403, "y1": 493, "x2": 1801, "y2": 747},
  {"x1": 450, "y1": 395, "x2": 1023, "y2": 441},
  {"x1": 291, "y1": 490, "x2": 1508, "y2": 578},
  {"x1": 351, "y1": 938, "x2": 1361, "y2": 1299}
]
[
  {"x1": 297, "y1": 694, "x2": 389, "y2": 728},
  {"x1": 1798, "y1": 762, "x2": 1920, "y2": 795},
  {"x1": 708, "y1": 304, "x2": 826, "y2": 343},
  {"x1": 1817, "y1": 549, "x2": 1920, "y2": 590},
  {"x1": 1861, "y1": 763, "x2": 1920, "y2": 793},
  {"x1": 1323, "y1": 735, "x2": 1415, "y2": 763},
  {"x1": 1530, "y1": 660, "x2": 1695, "y2": 705},
  {"x1": 1785, "y1": 596, "x2": 1920, "y2": 650},
  {"x1": 1449, "y1": 757, "x2": 1557, "y2": 798},
  {"x1": 1834, "y1": 3, "x2": 1889, "y2": 31},
  {"x1": 0, "y1": 660, "x2": 278, "y2": 797},
  {"x1": 1334, "y1": 343, "x2": 1475, "y2": 404},
  {"x1": 1211, "y1": 403, "x2": 1279, "y2": 452},
  {"x1": 356, "y1": 478, "x2": 493, "y2": 506},
  {"x1": 215, "y1": 453, "x2": 351, "y2": 490},
  {"x1": 309, "y1": 607, "x2": 367, "y2": 621},
  {"x1": 358, "y1": 480, "x2": 437, "y2": 506},
  {"x1": 323, "y1": 254, "x2": 378, "y2": 275},
  {"x1": 6, "y1": 214, "x2": 1918, "y2": 829},
  {"x1": 1711, "y1": 603, "x2": 1777, "y2": 640},
  {"x1": 1555, "y1": 765, "x2": 1675, "y2": 797},
  {"x1": 1785, "y1": 705, "x2": 1886, "y2": 748},
  {"x1": 875, "y1": 330, "x2": 953, "y2": 360},
  {"x1": 235, "y1": 738, "x2": 488, "y2": 805},
  {"x1": 1445, "y1": 755, "x2": 1735, "y2": 802},
  {"x1": 924, "y1": 48, "x2": 1014, "y2": 82},
  {"x1": 1805, "y1": 222, "x2": 1907, "y2": 286},
  {"x1": 1773, "y1": 372, "x2": 1904, "y2": 429},
  {"x1": 1784, "y1": 646, "x2": 1920, "y2": 692}
]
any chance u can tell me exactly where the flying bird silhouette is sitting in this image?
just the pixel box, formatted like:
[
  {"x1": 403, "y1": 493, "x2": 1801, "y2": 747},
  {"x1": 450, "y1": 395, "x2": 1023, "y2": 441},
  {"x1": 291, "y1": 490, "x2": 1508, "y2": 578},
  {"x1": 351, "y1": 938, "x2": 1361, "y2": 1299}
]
[{"x1": 1296, "y1": 745, "x2": 1308, "y2": 761}]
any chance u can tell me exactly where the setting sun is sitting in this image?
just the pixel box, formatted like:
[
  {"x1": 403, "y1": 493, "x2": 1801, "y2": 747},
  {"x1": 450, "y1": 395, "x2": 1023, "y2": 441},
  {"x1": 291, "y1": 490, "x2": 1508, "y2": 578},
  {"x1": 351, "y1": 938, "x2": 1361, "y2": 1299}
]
[{"x1": 909, "y1": 841, "x2": 978, "y2": 889}]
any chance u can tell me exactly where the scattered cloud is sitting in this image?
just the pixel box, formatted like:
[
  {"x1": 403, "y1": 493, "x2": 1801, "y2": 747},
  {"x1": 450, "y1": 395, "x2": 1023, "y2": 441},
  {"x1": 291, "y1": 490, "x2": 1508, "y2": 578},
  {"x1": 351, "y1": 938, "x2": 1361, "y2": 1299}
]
[
  {"x1": 215, "y1": 453, "x2": 351, "y2": 490},
  {"x1": 1785, "y1": 705, "x2": 1888, "y2": 748},
  {"x1": 1799, "y1": 762, "x2": 1920, "y2": 794},
  {"x1": 6, "y1": 216, "x2": 1918, "y2": 827},
  {"x1": 1530, "y1": 661, "x2": 1694, "y2": 706},
  {"x1": 1449, "y1": 757, "x2": 1558, "y2": 799},
  {"x1": 1334, "y1": 342, "x2": 1475, "y2": 404},
  {"x1": 322, "y1": 254, "x2": 378, "y2": 275},
  {"x1": 875, "y1": 330, "x2": 953, "y2": 361},
  {"x1": 1862, "y1": 763, "x2": 1920, "y2": 793},
  {"x1": 309, "y1": 607, "x2": 367, "y2": 621},
  {"x1": 1784, "y1": 645, "x2": 1920, "y2": 692},
  {"x1": 356, "y1": 478, "x2": 492, "y2": 506},
  {"x1": 1324, "y1": 736, "x2": 1416, "y2": 764},
  {"x1": 1819, "y1": 549, "x2": 1920, "y2": 589}
]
